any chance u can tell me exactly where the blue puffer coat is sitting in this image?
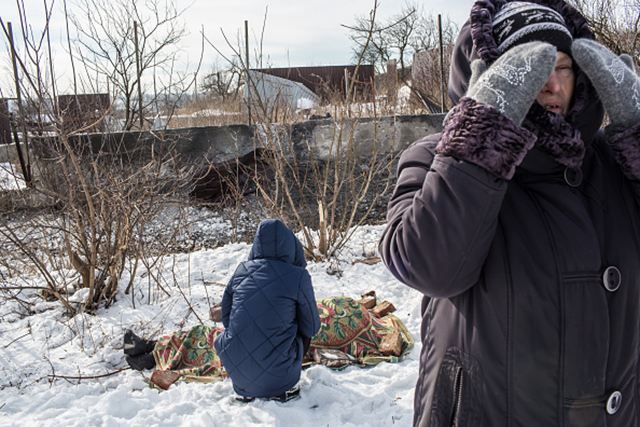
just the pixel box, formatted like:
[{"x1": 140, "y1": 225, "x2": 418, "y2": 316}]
[{"x1": 214, "y1": 219, "x2": 320, "y2": 398}]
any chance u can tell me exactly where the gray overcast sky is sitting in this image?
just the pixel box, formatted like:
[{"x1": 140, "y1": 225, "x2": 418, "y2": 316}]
[{"x1": 0, "y1": 0, "x2": 472, "y2": 95}]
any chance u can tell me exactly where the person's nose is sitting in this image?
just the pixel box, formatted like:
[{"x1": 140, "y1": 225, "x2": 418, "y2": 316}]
[{"x1": 542, "y1": 71, "x2": 561, "y2": 93}]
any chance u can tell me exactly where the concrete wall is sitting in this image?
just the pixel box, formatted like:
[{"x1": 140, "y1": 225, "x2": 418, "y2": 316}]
[
  {"x1": 289, "y1": 114, "x2": 444, "y2": 159},
  {"x1": 2, "y1": 114, "x2": 446, "y2": 165}
]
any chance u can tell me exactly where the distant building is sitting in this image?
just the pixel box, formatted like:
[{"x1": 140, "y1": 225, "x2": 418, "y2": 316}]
[
  {"x1": 245, "y1": 71, "x2": 320, "y2": 114},
  {"x1": 57, "y1": 93, "x2": 110, "y2": 133},
  {"x1": 250, "y1": 65, "x2": 375, "y2": 102}
]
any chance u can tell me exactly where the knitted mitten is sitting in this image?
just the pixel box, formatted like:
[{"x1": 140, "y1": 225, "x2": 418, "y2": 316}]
[
  {"x1": 467, "y1": 41, "x2": 557, "y2": 125},
  {"x1": 572, "y1": 38, "x2": 640, "y2": 127}
]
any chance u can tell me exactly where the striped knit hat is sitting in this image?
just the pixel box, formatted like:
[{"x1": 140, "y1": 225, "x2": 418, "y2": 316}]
[{"x1": 492, "y1": 1, "x2": 573, "y2": 54}]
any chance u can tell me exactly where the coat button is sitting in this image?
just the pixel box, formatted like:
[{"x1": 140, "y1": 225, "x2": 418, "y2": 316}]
[
  {"x1": 606, "y1": 390, "x2": 622, "y2": 415},
  {"x1": 602, "y1": 266, "x2": 621, "y2": 292},
  {"x1": 564, "y1": 167, "x2": 583, "y2": 187}
]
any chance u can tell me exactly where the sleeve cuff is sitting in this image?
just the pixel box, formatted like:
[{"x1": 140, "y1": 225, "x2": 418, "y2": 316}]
[
  {"x1": 436, "y1": 97, "x2": 537, "y2": 180},
  {"x1": 605, "y1": 121, "x2": 640, "y2": 181}
]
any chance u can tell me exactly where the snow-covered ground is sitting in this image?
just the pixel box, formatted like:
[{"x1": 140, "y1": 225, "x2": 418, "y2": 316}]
[
  {"x1": 0, "y1": 224, "x2": 423, "y2": 427},
  {"x1": 0, "y1": 163, "x2": 26, "y2": 191}
]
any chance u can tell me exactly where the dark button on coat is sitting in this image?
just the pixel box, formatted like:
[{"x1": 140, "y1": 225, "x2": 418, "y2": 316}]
[{"x1": 214, "y1": 219, "x2": 320, "y2": 398}]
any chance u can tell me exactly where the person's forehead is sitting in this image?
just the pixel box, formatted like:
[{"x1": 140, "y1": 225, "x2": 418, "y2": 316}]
[{"x1": 557, "y1": 51, "x2": 573, "y2": 64}]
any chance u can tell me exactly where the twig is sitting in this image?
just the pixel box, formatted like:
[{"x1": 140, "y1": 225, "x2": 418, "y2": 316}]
[
  {"x1": 44, "y1": 355, "x2": 63, "y2": 388},
  {"x1": 3, "y1": 332, "x2": 30, "y2": 349},
  {"x1": 202, "y1": 281, "x2": 227, "y2": 287},
  {"x1": 202, "y1": 272, "x2": 212, "y2": 308},
  {"x1": 47, "y1": 367, "x2": 130, "y2": 382},
  {"x1": 170, "y1": 256, "x2": 204, "y2": 325}
]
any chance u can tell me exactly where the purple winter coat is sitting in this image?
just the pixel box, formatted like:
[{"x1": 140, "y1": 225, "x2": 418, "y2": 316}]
[{"x1": 379, "y1": 1, "x2": 640, "y2": 426}]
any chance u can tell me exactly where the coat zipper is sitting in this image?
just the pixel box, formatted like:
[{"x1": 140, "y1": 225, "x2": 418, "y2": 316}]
[{"x1": 451, "y1": 366, "x2": 464, "y2": 427}]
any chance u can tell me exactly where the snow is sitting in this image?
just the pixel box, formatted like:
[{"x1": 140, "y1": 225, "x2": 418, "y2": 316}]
[
  {"x1": 296, "y1": 97, "x2": 316, "y2": 111},
  {"x1": 397, "y1": 85, "x2": 412, "y2": 109},
  {"x1": 0, "y1": 163, "x2": 27, "y2": 191},
  {"x1": 0, "y1": 224, "x2": 423, "y2": 426}
]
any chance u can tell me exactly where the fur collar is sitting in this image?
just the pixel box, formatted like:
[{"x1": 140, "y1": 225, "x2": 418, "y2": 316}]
[{"x1": 523, "y1": 103, "x2": 584, "y2": 168}]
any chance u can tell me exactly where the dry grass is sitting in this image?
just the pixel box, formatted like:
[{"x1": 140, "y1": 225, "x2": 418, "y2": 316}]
[
  {"x1": 164, "y1": 81, "x2": 429, "y2": 130},
  {"x1": 164, "y1": 96, "x2": 247, "y2": 129}
]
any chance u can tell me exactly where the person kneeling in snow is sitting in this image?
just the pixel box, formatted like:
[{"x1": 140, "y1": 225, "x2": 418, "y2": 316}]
[
  {"x1": 124, "y1": 219, "x2": 320, "y2": 401},
  {"x1": 214, "y1": 218, "x2": 320, "y2": 402}
]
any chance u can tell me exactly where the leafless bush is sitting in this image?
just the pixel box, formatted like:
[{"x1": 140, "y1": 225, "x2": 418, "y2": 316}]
[
  {"x1": 252, "y1": 117, "x2": 395, "y2": 260},
  {"x1": 0, "y1": 132, "x2": 198, "y2": 314},
  {"x1": 237, "y1": 1, "x2": 396, "y2": 260},
  {"x1": 0, "y1": 0, "x2": 201, "y2": 314}
]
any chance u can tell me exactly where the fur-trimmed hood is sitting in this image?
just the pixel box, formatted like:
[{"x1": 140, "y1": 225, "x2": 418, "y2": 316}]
[{"x1": 448, "y1": 0, "x2": 604, "y2": 143}]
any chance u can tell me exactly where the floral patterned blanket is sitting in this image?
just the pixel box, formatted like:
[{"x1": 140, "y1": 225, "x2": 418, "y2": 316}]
[
  {"x1": 310, "y1": 296, "x2": 413, "y2": 367},
  {"x1": 149, "y1": 296, "x2": 413, "y2": 388},
  {"x1": 153, "y1": 324, "x2": 226, "y2": 384}
]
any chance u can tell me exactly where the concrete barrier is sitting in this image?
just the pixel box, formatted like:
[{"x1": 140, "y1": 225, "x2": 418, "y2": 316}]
[
  {"x1": 5, "y1": 113, "x2": 446, "y2": 165},
  {"x1": 287, "y1": 114, "x2": 445, "y2": 159}
]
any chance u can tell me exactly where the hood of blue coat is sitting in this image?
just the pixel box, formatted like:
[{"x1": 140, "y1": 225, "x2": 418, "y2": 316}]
[
  {"x1": 448, "y1": 0, "x2": 604, "y2": 142},
  {"x1": 248, "y1": 219, "x2": 306, "y2": 267}
]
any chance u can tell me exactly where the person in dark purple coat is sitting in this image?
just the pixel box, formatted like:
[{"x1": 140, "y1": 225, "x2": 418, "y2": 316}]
[
  {"x1": 379, "y1": 1, "x2": 640, "y2": 426},
  {"x1": 214, "y1": 218, "x2": 320, "y2": 401}
]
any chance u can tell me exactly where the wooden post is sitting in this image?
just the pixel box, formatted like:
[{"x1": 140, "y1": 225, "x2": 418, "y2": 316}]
[
  {"x1": 245, "y1": 20, "x2": 252, "y2": 126},
  {"x1": 134, "y1": 21, "x2": 144, "y2": 128},
  {"x1": 344, "y1": 68, "x2": 349, "y2": 102},
  {"x1": 438, "y1": 14, "x2": 446, "y2": 113},
  {"x1": 6, "y1": 22, "x2": 32, "y2": 185}
]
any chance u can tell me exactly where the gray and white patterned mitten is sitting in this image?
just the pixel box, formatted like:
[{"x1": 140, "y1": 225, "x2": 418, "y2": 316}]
[
  {"x1": 572, "y1": 38, "x2": 640, "y2": 127},
  {"x1": 467, "y1": 42, "x2": 557, "y2": 126}
]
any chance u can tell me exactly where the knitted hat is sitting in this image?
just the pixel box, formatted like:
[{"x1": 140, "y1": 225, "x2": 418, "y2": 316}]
[{"x1": 492, "y1": 1, "x2": 573, "y2": 54}]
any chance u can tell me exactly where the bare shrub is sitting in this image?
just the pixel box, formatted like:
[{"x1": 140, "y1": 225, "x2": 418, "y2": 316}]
[
  {"x1": 0, "y1": 0, "x2": 201, "y2": 314},
  {"x1": 0, "y1": 132, "x2": 198, "y2": 314},
  {"x1": 234, "y1": 1, "x2": 397, "y2": 260},
  {"x1": 252, "y1": 116, "x2": 395, "y2": 260}
]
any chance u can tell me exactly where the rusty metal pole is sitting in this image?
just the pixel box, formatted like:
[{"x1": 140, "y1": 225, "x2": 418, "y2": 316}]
[
  {"x1": 134, "y1": 21, "x2": 144, "y2": 129},
  {"x1": 438, "y1": 14, "x2": 446, "y2": 113},
  {"x1": 245, "y1": 20, "x2": 252, "y2": 126}
]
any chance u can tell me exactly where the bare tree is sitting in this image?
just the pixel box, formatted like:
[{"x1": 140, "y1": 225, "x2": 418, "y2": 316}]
[
  {"x1": 347, "y1": 16, "x2": 390, "y2": 73},
  {"x1": 69, "y1": 0, "x2": 187, "y2": 130},
  {"x1": 201, "y1": 61, "x2": 242, "y2": 102},
  {"x1": 410, "y1": 14, "x2": 458, "y2": 112},
  {"x1": 346, "y1": 2, "x2": 458, "y2": 113},
  {"x1": 568, "y1": 0, "x2": 640, "y2": 63},
  {"x1": 346, "y1": 2, "x2": 456, "y2": 73},
  {"x1": 386, "y1": 6, "x2": 420, "y2": 71}
]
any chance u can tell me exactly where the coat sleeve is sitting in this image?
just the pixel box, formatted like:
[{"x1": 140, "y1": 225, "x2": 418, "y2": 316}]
[
  {"x1": 379, "y1": 100, "x2": 536, "y2": 298},
  {"x1": 296, "y1": 271, "x2": 320, "y2": 339},
  {"x1": 605, "y1": 122, "x2": 640, "y2": 199},
  {"x1": 220, "y1": 263, "x2": 247, "y2": 328},
  {"x1": 220, "y1": 285, "x2": 232, "y2": 328}
]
